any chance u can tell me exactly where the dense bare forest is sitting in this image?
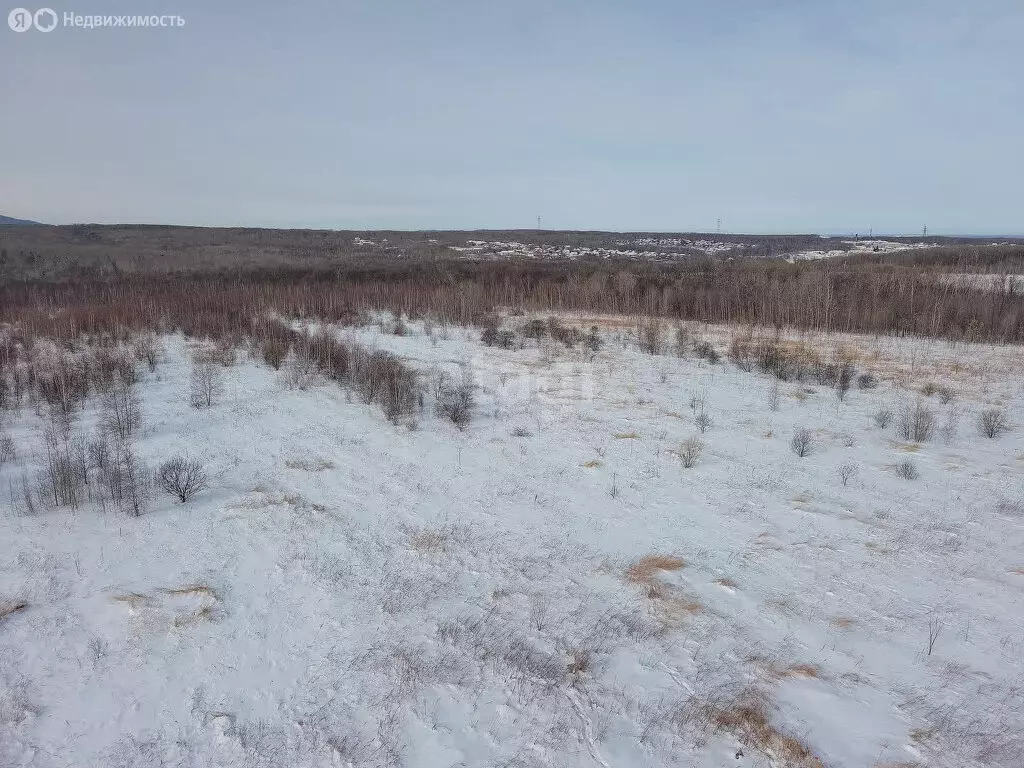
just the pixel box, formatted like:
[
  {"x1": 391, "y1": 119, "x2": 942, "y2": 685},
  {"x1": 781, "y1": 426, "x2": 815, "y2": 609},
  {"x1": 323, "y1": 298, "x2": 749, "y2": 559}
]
[{"x1": 1, "y1": 226, "x2": 1022, "y2": 344}]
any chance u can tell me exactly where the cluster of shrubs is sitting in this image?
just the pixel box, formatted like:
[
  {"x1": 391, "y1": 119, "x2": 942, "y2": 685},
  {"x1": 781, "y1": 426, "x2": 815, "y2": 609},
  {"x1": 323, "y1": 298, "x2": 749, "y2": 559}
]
[
  {"x1": 480, "y1": 316, "x2": 601, "y2": 353},
  {"x1": 0, "y1": 335, "x2": 160, "y2": 517},
  {"x1": 252, "y1": 320, "x2": 423, "y2": 424}
]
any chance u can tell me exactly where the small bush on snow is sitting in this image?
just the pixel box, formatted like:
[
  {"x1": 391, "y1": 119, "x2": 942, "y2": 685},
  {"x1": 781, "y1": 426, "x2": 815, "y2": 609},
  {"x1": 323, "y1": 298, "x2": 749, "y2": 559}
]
[{"x1": 156, "y1": 456, "x2": 208, "y2": 503}]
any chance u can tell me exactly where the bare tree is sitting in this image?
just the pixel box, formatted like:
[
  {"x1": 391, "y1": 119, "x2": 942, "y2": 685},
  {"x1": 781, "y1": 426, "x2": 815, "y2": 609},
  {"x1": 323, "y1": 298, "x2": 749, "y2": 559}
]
[
  {"x1": 838, "y1": 462, "x2": 858, "y2": 486},
  {"x1": 790, "y1": 427, "x2": 814, "y2": 457},
  {"x1": 873, "y1": 407, "x2": 893, "y2": 429},
  {"x1": 102, "y1": 376, "x2": 142, "y2": 442},
  {"x1": 926, "y1": 611, "x2": 944, "y2": 656},
  {"x1": 189, "y1": 361, "x2": 224, "y2": 408},
  {"x1": 694, "y1": 410, "x2": 713, "y2": 434},
  {"x1": 156, "y1": 456, "x2": 208, "y2": 503},
  {"x1": 978, "y1": 407, "x2": 1009, "y2": 438}
]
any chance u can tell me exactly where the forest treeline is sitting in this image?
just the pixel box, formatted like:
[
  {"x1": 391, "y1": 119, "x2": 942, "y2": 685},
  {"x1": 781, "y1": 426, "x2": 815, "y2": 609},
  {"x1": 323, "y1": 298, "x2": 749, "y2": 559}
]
[{"x1": 2, "y1": 256, "x2": 1022, "y2": 343}]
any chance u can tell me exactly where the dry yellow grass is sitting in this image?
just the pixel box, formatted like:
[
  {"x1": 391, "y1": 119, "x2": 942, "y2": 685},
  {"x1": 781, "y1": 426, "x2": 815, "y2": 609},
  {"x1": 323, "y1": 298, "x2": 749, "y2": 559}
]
[
  {"x1": 831, "y1": 617, "x2": 856, "y2": 629},
  {"x1": 613, "y1": 431, "x2": 640, "y2": 439},
  {"x1": 582, "y1": 459, "x2": 602, "y2": 468},
  {"x1": 893, "y1": 442, "x2": 922, "y2": 453},
  {"x1": 626, "y1": 555, "x2": 685, "y2": 584},
  {"x1": 707, "y1": 690, "x2": 826, "y2": 768},
  {"x1": 783, "y1": 664, "x2": 820, "y2": 679}
]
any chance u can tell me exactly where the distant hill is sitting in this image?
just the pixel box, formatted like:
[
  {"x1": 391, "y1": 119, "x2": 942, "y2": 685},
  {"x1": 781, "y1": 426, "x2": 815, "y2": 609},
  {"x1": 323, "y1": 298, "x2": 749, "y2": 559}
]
[{"x1": 0, "y1": 215, "x2": 41, "y2": 226}]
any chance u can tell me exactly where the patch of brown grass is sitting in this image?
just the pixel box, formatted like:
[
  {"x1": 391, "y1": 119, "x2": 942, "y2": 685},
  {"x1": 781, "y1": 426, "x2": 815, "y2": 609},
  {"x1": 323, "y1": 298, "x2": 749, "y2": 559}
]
[
  {"x1": 893, "y1": 442, "x2": 922, "y2": 453},
  {"x1": 111, "y1": 592, "x2": 153, "y2": 608},
  {"x1": 0, "y1": 599, "x2": 28, "y2": 621},
  {"x1": 626, "y1": 555, "x2": 685, "y2": 585},
  {"x1": 714, "y1": 577, "x2": 739, "y2": 590},
  {"x1": 831, "y1": 617, "x2": 856, "y2": 629},
  {"x1": 613, "y1": 431, "x2": 640, "y2": 439},
  {"x1": 582, "y1": 459, "x2": 602, "y2": 468},
  {"x1": 706, "y1": 689, "x2": 825, "y2": 768},
  {"x1": 626, "y1": 555, "x2": 702, "y2": 618},
  {"x1": 159, "y1": 584, "x2": 220, "y2": 600},
  {"x1": 783, "y1": 664, "x2": 820, "y2": 679}
]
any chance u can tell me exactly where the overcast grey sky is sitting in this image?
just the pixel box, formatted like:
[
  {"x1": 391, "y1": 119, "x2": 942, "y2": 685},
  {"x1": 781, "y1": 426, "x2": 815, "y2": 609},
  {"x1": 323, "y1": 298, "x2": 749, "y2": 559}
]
[{"x1": 1, "y1": 1, "x2": 1021, "y2": 233}]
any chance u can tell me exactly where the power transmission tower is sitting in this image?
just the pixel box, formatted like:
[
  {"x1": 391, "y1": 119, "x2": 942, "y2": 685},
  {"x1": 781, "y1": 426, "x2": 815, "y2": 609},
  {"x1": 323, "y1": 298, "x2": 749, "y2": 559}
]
[
  {"x1": 923, "y1": 225, "x2": 927, "y2": 237},
  {"x1": 537, "y1": 215, "x2": 542, "y2": 230},
  {"x1": 716, "y1": 218, "x2": 721, "y2": 234}
]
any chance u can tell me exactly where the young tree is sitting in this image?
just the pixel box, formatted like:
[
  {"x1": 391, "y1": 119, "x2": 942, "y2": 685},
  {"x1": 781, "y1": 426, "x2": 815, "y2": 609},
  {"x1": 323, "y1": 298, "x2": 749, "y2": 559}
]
[{"x1": 156, "y1": 456, "x2": 208, "y2": 503}]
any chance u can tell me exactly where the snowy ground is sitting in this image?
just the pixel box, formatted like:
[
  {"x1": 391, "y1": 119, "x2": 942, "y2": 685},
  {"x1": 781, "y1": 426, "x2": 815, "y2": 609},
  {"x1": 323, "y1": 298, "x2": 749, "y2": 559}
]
[
  {"x1": 784, "y1": 240, "x2": 931, "y2": 262},
  {"x1": 2, "y1": 317, "x2": 1023, "y2": 767}
]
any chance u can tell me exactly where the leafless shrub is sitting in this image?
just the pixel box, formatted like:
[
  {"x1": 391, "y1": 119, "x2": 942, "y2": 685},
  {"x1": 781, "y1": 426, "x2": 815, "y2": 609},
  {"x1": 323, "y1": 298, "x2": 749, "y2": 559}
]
[
  {"x1": 101, "y1": 376, "x2": 142, "y2": 442},
  {"x1": 978, "y1": 407, "x2": 1010, "y2": 438},
  {"x1": 921, "y1": 381, "x2": 941, "y2": 397},
  {"x1": 926, "y1": 611, "x2": 944, "y2": 655},
  {"x1": 281, "y1": 348, "x2": 319, "y2": 391},
  {"x1": 873, "y1": 407, "x2": 893, "y2": 429},
  {"x1": 638, "y1": 320, "x2": 664, "y2": 355},
  {"x1": 838, "y1": 463, "x2": 858, "y2": 486},
  {"x1": 547, "y1": 317, "x2": 581, "y2": 348},
  {"x1": 107, "y1": 440, "x2": 148, "y2": 516},
  {"x1": 790, "y1": 428, "x2": 815, "y2": 456},
  {"x1": 679, "y1": 436, "x2": 704, "y2": 468},
  {"x1": 694, "y1": 410, "x2": 713, "y2": 434},
  {"x1": 511, "y1": 426, "x2": 532, "y2": 437},
  {"x1": 857, "y1": 372, "x2": 878, "y2": 389},
  {"x1": 790, "y1": 428, "x2": 814, "y2": 457},
  {"x1": 895, "y1": 458, "x2": 919, "y2": 480},
  {"x1": 898, "y1": 399, "x2": 936, "y2": 442},
  {"x1": 519, "y1": 318, "x2": 548, "y2": 341},
  {"x1": 767, "y1": 382, "x2": 781, "y2": 411},
  {"x1": 836, "y1": 361, "x2": 856, "y2": 401},
  {"x1": 189, "y1": 360, "x2": 224, "y2": 408},
  {"x1": 0, "y1": 433, "x2": 14, "y2": 466},
  {"x1": 940, "y1": 406, "x2": 960, "y2": 443},
  {"x1": 436, "y1": 370, "x2": 474, "y2": 429},
  {"x1": 132, "y1": 334, "x2": 160, "y2": 372},
  {"x1": 693, "y1": 340, "x2": 720, "y2": 364},
  {"x1": 728, "y1": 337, "x2": 754, "y2": 371},
  {"x1": 38, "y1": 423, "x2": 87, "y2": 509},
  {"x1": 156, "y1": 456, "x2": 208, "y2": 503},
  {"x1": 673, "y1": 325, "x2": 689, "y2": 357},
  {"x1": 261, "y1": 337, "x2": 289, "y2": 370},
  {"x1": 937, "y1": 386, "x2": 956, "y2": 405},
  {"x1": 480, "y1": 315, "x2": 500, "y2": 347}
]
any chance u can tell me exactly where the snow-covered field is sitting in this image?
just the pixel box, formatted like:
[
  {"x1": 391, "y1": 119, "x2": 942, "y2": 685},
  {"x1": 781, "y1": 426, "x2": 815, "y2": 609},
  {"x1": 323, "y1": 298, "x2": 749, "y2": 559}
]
[
  {"x1": 2, "y1": 317, "x2": 1023, "y2": 767},
  {"x1": 784, "y1": 240, "x2": 931, "y2": 262}
]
